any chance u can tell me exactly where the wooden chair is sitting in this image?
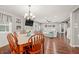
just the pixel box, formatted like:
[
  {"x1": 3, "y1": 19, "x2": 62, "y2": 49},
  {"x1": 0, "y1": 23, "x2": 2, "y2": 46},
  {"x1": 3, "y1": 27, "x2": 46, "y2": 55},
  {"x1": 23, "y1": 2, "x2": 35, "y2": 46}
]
[
  {"x1": 12, "y1": 32, "x2": 31, "y2": 54},
  {"x1": 27, "y1": 33, "x2": 45, "y2": 54},
  {"x1": 7, "y1": 33, "x2": 19, "y2": 54},
  {"x1": 13, "y1": 32, "x2": 18, "y2": 42},
  {"x1": 7, "y1": 32, "x2": 27, "y2": 54}
]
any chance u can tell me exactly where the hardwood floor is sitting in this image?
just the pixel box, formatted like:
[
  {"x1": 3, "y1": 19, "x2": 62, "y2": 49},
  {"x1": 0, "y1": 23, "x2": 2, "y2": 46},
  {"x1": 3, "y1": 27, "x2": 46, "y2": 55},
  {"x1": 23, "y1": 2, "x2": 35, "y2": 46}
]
[
  {"x1": 0, "y1": 36, "x2": 79, "y2": 54},
  {"x1": 0, "y1": 45, "x2": 10, "y2": 54},
  {"x1": 44, "y1": 37, "x2": 72, "y2": 54}
]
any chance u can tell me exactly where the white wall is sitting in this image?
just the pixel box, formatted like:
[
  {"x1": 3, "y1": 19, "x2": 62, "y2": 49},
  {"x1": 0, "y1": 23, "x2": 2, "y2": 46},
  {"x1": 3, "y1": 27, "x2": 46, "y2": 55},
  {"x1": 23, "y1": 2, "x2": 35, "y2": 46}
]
[
  {"x1": 33, "y1": 22, "x2": 41, "y2": 32},
  {"x1": 67, "y1": 27, "x2": 71, "y2": 40}
]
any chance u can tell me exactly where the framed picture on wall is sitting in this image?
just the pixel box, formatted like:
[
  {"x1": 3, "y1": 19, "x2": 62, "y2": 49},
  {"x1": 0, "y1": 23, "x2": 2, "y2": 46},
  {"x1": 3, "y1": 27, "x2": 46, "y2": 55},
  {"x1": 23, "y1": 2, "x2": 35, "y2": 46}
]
[
  {"x1": 16, "y1": 26, "x2": 21, "y2": 30},
  {"x1": 16, "y1": 18, "x2": 21, "y2": 24}
]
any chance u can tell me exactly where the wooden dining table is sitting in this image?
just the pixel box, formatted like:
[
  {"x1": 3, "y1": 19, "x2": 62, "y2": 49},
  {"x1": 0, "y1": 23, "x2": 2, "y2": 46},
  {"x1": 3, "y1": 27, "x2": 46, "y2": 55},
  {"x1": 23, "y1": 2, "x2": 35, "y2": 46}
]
[{"x1": 17, "y1": 33, "x2": 34, "y2": 54}]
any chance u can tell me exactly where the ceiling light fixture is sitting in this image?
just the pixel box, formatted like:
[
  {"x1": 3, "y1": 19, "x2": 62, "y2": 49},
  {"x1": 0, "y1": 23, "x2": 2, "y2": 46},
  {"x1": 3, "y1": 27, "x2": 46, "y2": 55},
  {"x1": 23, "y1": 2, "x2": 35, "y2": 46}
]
[{"x1": 24, "y1": 5, "x2": 35, "y2": 20}]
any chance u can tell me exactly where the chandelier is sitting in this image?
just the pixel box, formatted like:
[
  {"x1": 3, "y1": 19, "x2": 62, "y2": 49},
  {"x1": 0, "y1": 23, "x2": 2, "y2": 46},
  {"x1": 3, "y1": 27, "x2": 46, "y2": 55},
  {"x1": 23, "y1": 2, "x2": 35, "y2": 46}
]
[{"x1": 24, "y1": 5, "x2": 35, "y2": 20}]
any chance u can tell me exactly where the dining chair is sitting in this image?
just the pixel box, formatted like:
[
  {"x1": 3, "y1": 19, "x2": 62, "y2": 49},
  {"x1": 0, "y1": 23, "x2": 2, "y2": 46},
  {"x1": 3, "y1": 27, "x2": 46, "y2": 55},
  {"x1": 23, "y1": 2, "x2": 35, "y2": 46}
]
[
  {"x1": 7, "y1": 32, "x2": 28, "y2": 54},
  {"x1": 27, "y1": 33, "x2": 45, "y2": 54},
  {"x1": 7, "y1": 33, "x2": 19, "y2": 54},
  {"x1": 13, "y1": 32, "x2": 18, "y2": 42}
]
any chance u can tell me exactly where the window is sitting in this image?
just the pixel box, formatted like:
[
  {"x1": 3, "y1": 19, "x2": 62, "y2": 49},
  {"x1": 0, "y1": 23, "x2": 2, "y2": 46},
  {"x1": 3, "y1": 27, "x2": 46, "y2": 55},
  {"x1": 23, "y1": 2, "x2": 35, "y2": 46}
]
[{"x1": 0, "y1": 23, "x2": 12, "y2": 33}]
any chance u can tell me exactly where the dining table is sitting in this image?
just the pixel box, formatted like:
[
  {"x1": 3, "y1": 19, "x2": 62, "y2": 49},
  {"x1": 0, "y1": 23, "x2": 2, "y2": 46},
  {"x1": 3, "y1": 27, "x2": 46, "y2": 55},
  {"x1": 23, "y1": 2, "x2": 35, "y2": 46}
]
[{"x1": 17, "y1": 33, "x2": 34, "y2": 53}]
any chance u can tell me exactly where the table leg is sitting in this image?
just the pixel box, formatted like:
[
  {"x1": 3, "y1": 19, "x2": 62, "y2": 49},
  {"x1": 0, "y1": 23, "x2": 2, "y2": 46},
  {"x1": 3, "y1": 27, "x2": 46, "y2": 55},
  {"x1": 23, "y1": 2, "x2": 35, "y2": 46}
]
[{"x1": 19, "y1": 45, "x2": 24, "y2": 54}]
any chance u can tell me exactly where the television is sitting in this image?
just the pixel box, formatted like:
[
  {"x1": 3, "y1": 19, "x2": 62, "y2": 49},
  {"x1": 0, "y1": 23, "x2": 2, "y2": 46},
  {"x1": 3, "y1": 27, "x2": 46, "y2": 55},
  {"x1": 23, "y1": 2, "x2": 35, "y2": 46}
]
[{"x1": 25, "y1": 19, "x2": 34, "y2": 26}]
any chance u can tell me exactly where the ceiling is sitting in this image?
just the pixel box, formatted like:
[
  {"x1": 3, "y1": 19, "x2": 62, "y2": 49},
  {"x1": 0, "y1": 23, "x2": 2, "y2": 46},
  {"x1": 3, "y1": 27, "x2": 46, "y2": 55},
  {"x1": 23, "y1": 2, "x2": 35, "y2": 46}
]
[{"x1": 0, "y1": 5, "x2": 78, "y2": 23}]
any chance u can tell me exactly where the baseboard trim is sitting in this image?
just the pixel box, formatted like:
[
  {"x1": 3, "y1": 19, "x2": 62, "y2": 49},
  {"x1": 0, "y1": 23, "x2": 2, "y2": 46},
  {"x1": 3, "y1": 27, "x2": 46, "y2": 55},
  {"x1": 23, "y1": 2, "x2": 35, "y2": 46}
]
[{"x1": 70, "y1": 43, "x2": 79, "y2": 47}]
